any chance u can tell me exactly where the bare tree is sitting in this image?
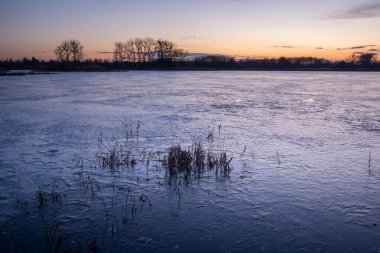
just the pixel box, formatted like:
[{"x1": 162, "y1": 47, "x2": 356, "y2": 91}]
[
  {"x1": 54, "y1": 40, "x2": 71, "y2": 63},
  {"x1": 54, "y1": 39, "x2": 84, "y2": 63},
  {"x1": 155, "y1": 39, "x2": 188, "y2": 62},
  {"x1": 113, "y1": 42, "x2": 125, "y2": 62},
  {"x1": 358, "y1": 53, "x2": 377, "y2": 66},
  {"x1": 347, "y1": 52, "x2": 377, "y2": 66},
  {"x1": 134, "y1": 38, "x2": 144, "y2": 62},
  {"x1": 111, "y1": 37, "x2": 188, "y2": 65},
  {"x1": 70, "y1": 40, "x2": 84, "y2": 62},
  {"x1": 155, "y1": 39, "x2": 176, "y2": 61},
  {"x1": 54, "y1": 43, "x2": 65, "y2": 63},
  {"x1": 124, "y1": 39, "x2": 136, "y2": 63},
  {"x1": 143, "y1": 37, "x2": 156, "y2": 62}
]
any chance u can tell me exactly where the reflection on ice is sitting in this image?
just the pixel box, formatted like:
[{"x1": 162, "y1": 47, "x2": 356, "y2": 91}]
[{"x1": 304, "y1": 97, "x2": 315, "y2": 103}]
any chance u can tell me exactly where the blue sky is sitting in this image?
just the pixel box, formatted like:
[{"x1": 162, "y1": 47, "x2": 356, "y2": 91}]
[{"x1": 1, "y1": 0, "x2": 379, "y2": 60}]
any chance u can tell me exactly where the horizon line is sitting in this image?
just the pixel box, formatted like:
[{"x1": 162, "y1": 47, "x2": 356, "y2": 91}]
[{"x1": 1, "y1": 52, "x2": 375, "y2": 62}]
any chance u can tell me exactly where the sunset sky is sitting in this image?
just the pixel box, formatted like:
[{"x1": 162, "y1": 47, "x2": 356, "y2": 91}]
[{"x1": 0, "y1": 0, "x2": 379, "y2": 61}]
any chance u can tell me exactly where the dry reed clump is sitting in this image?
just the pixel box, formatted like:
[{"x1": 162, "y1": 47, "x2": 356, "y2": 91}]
[
  {"x1": 100, "y1": 147, "x2": 120, "y2": 168},
  {"x1": 95, "y1": 121, "x2": 233, "y2": 179},
  {"x1": 96, "y1": 121, "x2": 155, "y2": 169},
  {"x1": 97, "y1": 143, "x2": 152, "y2": 169},
  {"x1": 96, "y1": 135, "x2": 135, "y2": 169},
  {"x1": 192, "y1": 139, "x2": 206, "y2": 173},
  {"x1": 164, "y1": 127, "x2": 233, "y2": 181},
  {"x1": 167, "y1": 145, "x2": 192, "y2": 175}
]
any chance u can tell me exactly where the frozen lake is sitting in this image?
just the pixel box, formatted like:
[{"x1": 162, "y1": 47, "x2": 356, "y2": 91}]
[{"x1": 0, "y1": 71, "x2": 379, "y2": 252}]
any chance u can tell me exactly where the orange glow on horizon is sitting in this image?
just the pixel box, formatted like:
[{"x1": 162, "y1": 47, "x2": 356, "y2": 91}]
[
  {"x1": 1, "y1": 0, "x2": 379, "y2": 63},
  {"x1": 0, "y1": 41, "x2": 376, "y2": 62}
]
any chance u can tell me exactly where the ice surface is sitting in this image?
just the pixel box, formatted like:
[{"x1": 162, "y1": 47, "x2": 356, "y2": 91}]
[{"x1": 0, "y1": 71, "x2": 379, "y2": 252}]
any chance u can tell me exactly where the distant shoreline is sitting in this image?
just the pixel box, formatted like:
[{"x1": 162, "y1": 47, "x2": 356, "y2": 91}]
[
  {"x1": 0, "y1": 71, "x2": 54, "y2": 76},
  {"x1": 1, "y1": 68, "x2": 380, "y2": 76},
  {"x1": 2, "y1": 54, "x2": 380, "y2": 73}
]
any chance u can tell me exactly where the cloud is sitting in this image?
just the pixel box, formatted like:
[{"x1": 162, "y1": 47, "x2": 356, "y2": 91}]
[
  {"x1": 351, "y1": 50, "x2": 378, "y2": 55},
  {"x1": 189, "y1": 53, "x2": 225, "y2": 57},
  {"x1": 337, "y1": 45, "x2": 377, "y2": 50},
  {"x1": 98, "y1": 51, "x2": 113, "y2": 54},
  {"x1": 273, "y1": 45, "x2": 295, "y2": 49},
  {"x1": 368, "y1": 48, "x2": 378, "y2": 52},
  {"x1": 354, "y1": 52, "x2": 378, "y2": 57},
  {"x1": 350, "y1": 45, "x2": 374, "y2": 49},
  {"x1": 328, "y1": 1, "x2": 380, "y2": 19},
  {"x1": 181, "y1": 36, "x2": 201, "y2": 40},
  {"x1": 316, "y1": 47, "x2": 324, "y2": 50}
]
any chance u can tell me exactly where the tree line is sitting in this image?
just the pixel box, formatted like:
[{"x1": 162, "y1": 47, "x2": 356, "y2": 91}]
[
  {"x1": 2, "y1": 55, "x2": 379, "y2": 72},
  {"x1": 51, "y1": 38, "x2": 378, "y2": 68},
  {"x1": 191, "y1": 55, "x2": 379, "y2": 70},
  {"x1": 51, "y1": 38, "x2": 189, "y2": 68},
  {"x1": 113, "y1": 37, "x2": 189, "y2": 64},
  {"x1": 1, "y1": 38, "x2": 379, "y2": 72}
]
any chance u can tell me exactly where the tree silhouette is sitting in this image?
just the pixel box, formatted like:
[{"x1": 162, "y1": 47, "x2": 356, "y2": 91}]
[
  {"x1": 347, "y1": 52, "x2": 377, "y2": 66},
  {"x1": 155, "y1": 39, "x2": 187, "y2": 62},
  {"x1": 358, "y1": 53, "x2": 377, "y2": 66},
  {"x1": 54, "y1": 39, "x2": 84, "y2": 63},
  {"x1": 278, "y1": 57, "x2": 290, "y2": 69},
  {"x1": 134, "y1": 38, "x2": 144, "y2": 62},
  {"x1": 125, "y1": 39, "x2": 136, "y2": 63},
  {"x1": 111, "y1": 37, "x2": 188, "y2": 66},
  {"x1": 54, "y1": 40, "x2": 71, "y2": 63},
  {"x1": 155, "y1": 39, "x2": 173, "y2": 61},
  {"x1": 70, "y1": 40, "x2": 84, "y2": 62},
  {"x1": 113, "y1": 42, "x2": 125, "y2": 62},
  {"x1": 143, "y1": 37, "x2": 156, "y2": 62}
]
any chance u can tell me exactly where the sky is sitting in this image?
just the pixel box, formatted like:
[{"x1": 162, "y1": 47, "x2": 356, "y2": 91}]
[{"x1": 0, "y1": 0, "x2": 379, "y2": 60}]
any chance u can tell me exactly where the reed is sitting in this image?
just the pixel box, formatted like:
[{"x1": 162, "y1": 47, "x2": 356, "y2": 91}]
[
  {"x1": 368, "y1": 150, "x2": 372, "y2": 175},
  {"x1": 163, "y1": 132, "x2": 233, "y2": 181}
]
